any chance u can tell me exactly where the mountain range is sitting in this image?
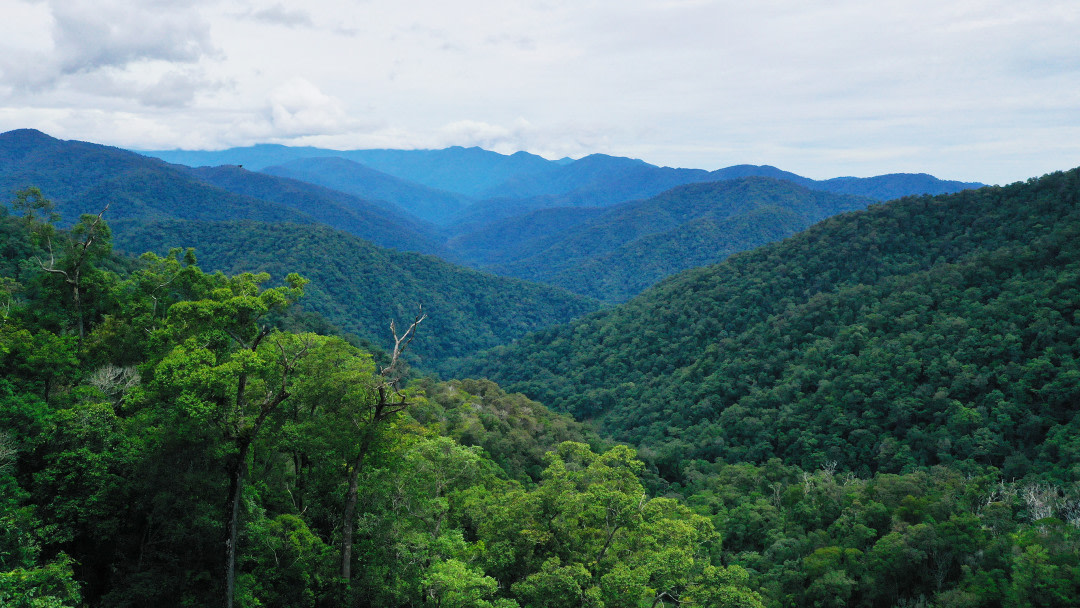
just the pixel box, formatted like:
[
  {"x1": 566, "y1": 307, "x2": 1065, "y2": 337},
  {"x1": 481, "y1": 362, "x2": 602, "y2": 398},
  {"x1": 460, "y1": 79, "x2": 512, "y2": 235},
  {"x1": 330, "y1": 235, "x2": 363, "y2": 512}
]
[
  {"x1": 5, "y1": 127, "x2": 1079, "y2": 608},
  {"x1": 136, "y1": 136, "x2": 983, "y2": 301},
  {"x1": 0, "y1": 129, "x2": 595, "y2": 364},
  {"x1": 450, "y1": 168, "x2": 1080, "y2": 480}
]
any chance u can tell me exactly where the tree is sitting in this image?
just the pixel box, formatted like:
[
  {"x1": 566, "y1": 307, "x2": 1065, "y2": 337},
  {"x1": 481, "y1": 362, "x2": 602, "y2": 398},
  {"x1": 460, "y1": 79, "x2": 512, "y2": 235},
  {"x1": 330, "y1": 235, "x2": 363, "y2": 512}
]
[
  {"x1": 338, "y1": 306, "x2": 426, "y2": 583},
  {"x1": 31, "y1": 205, "x2": 112, "y2": 347},
  {"x1": 152, "y1": 270, "x2": 309, "y2": 608}
]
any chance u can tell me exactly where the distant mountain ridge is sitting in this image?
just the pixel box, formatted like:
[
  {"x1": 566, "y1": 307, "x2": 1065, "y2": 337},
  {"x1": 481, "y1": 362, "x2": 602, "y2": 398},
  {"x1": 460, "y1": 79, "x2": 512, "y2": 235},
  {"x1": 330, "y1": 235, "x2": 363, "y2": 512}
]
[
  {"x1": 187, "y1": 165, "x2": 451, "y2": 257},
  {"x1": 140, "y1": 144, "x2": 555, "y2": 197},
  {"x1": 3, "y1": 129, "x2": 987, "y2": 305},
  {"x1": 0, "y1": 129, "x2": 310, "y2": 226},
  {"x1": 139, "y1": 143, "x2": 984, "y2": 204},
  {"x1": 262, "y1": 157, "x2": 469, "y2": 224},
  {"x1": 479, "y1": 177, "x2": 877, "y2": 301},
  {"x1": 0, "y1": 129, "x2": 447, "y2": 256},
  {"x1": 478, "y1": 156, "x2": 984, "y2": 210}
]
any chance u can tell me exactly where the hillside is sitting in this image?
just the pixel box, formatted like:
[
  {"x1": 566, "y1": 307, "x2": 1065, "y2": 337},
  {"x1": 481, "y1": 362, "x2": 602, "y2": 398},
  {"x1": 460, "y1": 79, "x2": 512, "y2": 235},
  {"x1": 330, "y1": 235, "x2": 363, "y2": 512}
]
[
  {"x1": 140, "y1": 144, "x2": 556, "y2": 196},
  {"x1": 452, "y1": 169, "x2": 1080, "y2": 479},
  {"x1": 0, "y1": 129, "x2": 457, "y2": 258},
  {"x1": 4, "y1": 164, "x2": 1078, "y2": 608},
  {"x1": 446, "y1": 206, "x2": 607, "y2": 266},
  {"x1": 114, "y1": 219, "x2": 599, "y2": 365},
  {"x1": 0, "y1": 129, "x2": 309, "y2": 225},
  {"x1": 480, "y1": 153, "x2": 713, "y2": 203},
  {"x1": 468, "y1": 178, "x2": 875, "y2": 301},
  {"x1": 188, "y1": 165, "x2": 451, "y2": 256},
  {"x1": 262, "y1": 157, "x2": 469, "y2": 224}
]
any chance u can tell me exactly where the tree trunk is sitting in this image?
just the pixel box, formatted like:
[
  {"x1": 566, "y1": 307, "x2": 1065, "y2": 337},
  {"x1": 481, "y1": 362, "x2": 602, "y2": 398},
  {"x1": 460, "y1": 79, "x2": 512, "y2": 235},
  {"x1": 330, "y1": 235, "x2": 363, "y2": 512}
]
[
  {"x1": 340, "y1": 428, "x2": 375, "y2": 581},
  {"x1": 339, "y1": 453, "x2": 363, "y2": 583},
  {"x1": 224, "y1": 444, "x2": 249, "y2": 608},
  {"x1": 71, "y1": 277, "x2": 84, "y2": 348}
]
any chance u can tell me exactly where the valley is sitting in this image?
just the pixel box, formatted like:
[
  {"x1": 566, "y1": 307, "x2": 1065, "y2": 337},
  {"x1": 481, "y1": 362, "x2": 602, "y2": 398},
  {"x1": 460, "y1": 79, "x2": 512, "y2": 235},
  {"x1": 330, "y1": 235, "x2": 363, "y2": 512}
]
[{"x1": 2, "y1": 128, "x2": 1077, "y2": 608}]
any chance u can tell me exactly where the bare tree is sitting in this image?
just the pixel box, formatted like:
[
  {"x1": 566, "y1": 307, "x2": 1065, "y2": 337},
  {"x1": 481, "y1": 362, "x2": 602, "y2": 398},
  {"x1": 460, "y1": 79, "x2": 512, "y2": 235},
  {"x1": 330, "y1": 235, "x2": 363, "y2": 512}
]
[
  {"x1": 89, "y1": 364, "x2": 139, "y2": 411},
  {"x1": 1021, "y1": 482, "x2": 1062, "y2": 522},
  {"x1": 340, "y1": 306, "x2": 426, "y2": 582},
  {"x1": 34, "y1": 205, "x2": 111, "y2": 346}
]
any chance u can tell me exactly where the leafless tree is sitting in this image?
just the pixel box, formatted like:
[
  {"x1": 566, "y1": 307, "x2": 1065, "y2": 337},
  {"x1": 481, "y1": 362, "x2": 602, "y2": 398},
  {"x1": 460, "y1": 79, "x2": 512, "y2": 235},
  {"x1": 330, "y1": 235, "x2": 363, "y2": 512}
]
[{"x1": 340, "y1": 305, "x2": 426, "y2": 582}]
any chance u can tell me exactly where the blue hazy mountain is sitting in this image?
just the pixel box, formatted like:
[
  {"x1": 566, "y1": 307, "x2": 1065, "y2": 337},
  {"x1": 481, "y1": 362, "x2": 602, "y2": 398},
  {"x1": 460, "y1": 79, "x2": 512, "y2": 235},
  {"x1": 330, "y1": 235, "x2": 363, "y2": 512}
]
[
  {"x1": 141, "y1": 143, "x2": 983, "y2": 226},
  {"x1": 477, "y1": 156, "x2": 983, "y2": 209},
  {"x1": 474, "y1": 177, "x2": 877, "y2": 301},
  {"x1": 0, "y1": 129, "x2": 308, "y2": 225},
  {"x1": 139, "y1": 144, "x2": 557, "y2": 197},
  {"x1": 188, "y1": 165, "x2": 451, "y2": 257},
  {"x1": 262, "y1": 157, "x2": 470, "y2": 225},
  {"x1": 0, "y1": 130, "x2": 445, "y2": 256}
]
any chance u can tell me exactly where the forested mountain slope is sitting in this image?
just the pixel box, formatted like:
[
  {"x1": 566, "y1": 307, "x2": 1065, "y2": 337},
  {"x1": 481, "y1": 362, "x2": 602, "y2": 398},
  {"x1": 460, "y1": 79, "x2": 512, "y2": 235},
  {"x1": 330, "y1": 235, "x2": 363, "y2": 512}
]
[
  {"x1": 4, "y1": 174, "x2": 1079, "y2": 608},
  {"x1": 446, "y1": 206, "x2": 608, "y2": 265},
  {"x1": 1, "y1": 209, "x2": 759, "y2": 608},
  {"x1": 141, "y1": 144, "x2": 556, "y2": 196},
  {"x1": 0, "y1": 130, "x2": 459, "y2": 257},
  {"x1": 114, "y1": 219, "x2": 599, "y2": 366},
  {"x1": 262, "y1": 157, "x2": 470, "y2": 224},
  {"x1": 453, "y1": 169, "x2": 1080, "y2": 479},
  {"x1": 0, "y1": 129, "x2": 309, "y2": 225},
  {"x1": 480, "y1": 178, "x2": 874, "y2": 301},
  {"x1": 189, "y1": 165, "x2": 451, "y2": 256}
]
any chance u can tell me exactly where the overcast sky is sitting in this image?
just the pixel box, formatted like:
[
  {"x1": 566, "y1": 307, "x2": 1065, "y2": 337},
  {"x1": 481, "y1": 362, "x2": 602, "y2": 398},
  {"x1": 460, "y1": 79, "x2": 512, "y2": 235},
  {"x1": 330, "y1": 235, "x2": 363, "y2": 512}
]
[{"x1": 1, "y1": 0, "x2": 1077, "y2": 184}]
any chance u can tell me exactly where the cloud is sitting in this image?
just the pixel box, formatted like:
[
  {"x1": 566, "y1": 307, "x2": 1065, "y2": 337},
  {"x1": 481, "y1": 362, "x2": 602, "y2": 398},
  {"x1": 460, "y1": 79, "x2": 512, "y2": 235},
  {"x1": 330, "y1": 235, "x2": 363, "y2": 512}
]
[
  {"x1": 241, "y1": 3, "x2": 314, "y2": 28},
  {"x1": 3, "y1": 0, "x2": 1079, "y2": 183},
  {"x1": 265, "y1": 78, "x2": 358, "y2": 137},
  {"x1": 430, "y1": 119, "x2": 614, "y2": 161},
  {"x1": 51, "y1": 1, "x2": 215, "y2": 76},
  {"x1": 0, "y1": 0, "x2": 217, "y2": 99}
]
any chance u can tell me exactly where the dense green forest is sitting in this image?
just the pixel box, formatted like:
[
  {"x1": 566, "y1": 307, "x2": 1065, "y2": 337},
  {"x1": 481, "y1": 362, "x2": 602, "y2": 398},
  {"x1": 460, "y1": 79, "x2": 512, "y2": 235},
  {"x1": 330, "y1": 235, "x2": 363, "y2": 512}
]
[
  {"x1": 3, "y1": 170, "x2": 1080, "y2": 607},
  {"x1": 453, "y1": 169, "x2": 1080, "y2": 479},
  {"x1": 479, "y1": 178, "x2": 875, "y2": 302},
  {"x1": 0, "y1": 200, "x2": 765, "y2": 607},
  {"x1": 113, "y1": 218, "x2": 598, "y2": 366}
]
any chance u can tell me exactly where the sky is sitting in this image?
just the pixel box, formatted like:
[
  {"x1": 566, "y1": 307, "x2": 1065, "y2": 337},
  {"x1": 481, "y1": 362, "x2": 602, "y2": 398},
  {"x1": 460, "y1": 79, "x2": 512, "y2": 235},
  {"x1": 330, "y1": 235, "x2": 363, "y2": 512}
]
[{"x1": 0, "y1": 0, "x2": 1078, "y2": 184}]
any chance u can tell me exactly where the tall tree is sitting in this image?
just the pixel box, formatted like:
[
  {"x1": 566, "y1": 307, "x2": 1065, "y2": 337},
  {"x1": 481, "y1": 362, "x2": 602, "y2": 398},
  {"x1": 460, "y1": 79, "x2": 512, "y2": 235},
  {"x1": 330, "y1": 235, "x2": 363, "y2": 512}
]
[{"x1": 154, "y1": 270, "x2": 308, "y2": 608}]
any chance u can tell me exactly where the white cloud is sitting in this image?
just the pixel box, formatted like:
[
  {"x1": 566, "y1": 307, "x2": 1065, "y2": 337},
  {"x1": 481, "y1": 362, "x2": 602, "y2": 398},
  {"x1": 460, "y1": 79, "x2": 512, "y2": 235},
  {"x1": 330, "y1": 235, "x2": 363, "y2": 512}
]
[
  {"x1": 51, "y1": 0, "x2": 214, "y2": 76},
  {"x1": 241, "y1": 3, "x2": 314, "y2": 28},
  {"x1": 265, "y1": 78, "x2": 358, "y2": 137},
  {"x1": 0, "y1": 0, "x2": 217, "y2": 103},
  {"x1": 1, "y1": 0, "x2": 1079, "y2": 182}
]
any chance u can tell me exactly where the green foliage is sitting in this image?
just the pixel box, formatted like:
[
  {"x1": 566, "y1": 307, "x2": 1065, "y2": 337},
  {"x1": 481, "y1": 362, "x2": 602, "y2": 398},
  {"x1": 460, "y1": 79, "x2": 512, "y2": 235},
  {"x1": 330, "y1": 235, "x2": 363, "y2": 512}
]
[
  {"x1": 115, "y1": 219, "x2": 598, "y2": 367},
  {"x1": 457, "y1": 169, "x2": 1080, "y2": 480},
  {"x1": 5, "y1": 171, "x2": 1080, "y2": 608},
  {"x1": 715, "y1": 459, "x2": 1080, "y2": 607},
  {"x1": 478, "y1": 177, "x2": 874, "y2": 302}
]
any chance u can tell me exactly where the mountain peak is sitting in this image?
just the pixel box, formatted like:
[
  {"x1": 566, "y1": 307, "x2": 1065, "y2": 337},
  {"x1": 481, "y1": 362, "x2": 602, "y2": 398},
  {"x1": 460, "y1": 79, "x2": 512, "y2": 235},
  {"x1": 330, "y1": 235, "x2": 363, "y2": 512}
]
[
  {"x1": 0, "y1": 129, "x2": 65, "y2": 164},
  {"x1": 0, "y1": 128, "x2": 59, "y2": 147}
]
